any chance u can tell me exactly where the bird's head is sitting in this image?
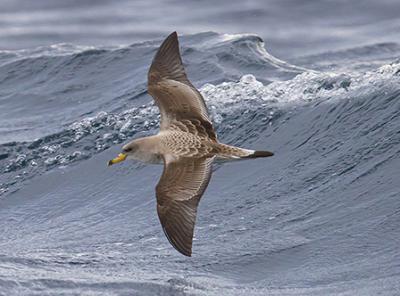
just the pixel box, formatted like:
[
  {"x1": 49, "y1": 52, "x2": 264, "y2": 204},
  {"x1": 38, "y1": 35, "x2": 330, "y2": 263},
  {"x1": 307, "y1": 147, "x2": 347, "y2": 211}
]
[{"x1": 107, "y1": 140, "x2": 139, "y2": 166}]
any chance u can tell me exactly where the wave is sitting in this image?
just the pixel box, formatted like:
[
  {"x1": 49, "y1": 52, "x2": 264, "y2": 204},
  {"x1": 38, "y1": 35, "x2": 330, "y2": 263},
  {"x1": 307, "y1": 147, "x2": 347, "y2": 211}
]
[
  {"x1": 1, "y1": 59, "x2": 399, "y2": 195},
  {"x1": 1, "y1": 32, "x2": 400, "y2": 295},
  {"x1": 0, "y1": 32, "x2": 306, "y2": 147}
]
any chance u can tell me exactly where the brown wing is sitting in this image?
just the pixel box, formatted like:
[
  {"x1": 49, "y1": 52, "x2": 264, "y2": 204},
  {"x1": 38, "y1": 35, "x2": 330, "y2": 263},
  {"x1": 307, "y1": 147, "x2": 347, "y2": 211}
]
[
  {"x1": 148, "y1": 32, "x2": 217, "y2": 141},
  {"x1": 156, "y1": 156, "x2": 214, "y2": 256}
]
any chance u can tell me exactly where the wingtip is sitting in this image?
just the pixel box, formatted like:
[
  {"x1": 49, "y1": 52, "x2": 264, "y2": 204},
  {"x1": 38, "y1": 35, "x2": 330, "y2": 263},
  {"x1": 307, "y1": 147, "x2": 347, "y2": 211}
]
[
  {"x1": 180, "y1": 249, "x2": 192, "y2": 257},
  {"x1": 245, "y1": 150, "x2": 274, "y2": 158},
  {"x1": 171, "y1": 244, "x2": 192, "y2": 257},
  {"x1": 174, "y1": 243, "x2": 192, "y2": 257},
  {"x1": 148, "y1": 30, "x2": 187, "y2": 84},
  {"x1": 161, "y1": 225, "x2": 193, "y2": 257},
  {"x1": 166, "y1": 31, "x2": 178, "y2": 42}
]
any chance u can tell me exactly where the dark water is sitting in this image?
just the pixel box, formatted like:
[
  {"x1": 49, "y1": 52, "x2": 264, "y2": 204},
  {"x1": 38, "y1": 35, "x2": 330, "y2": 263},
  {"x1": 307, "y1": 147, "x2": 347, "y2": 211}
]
[{"x1": 1, "y1": 1, "x2": 400, "y2": 295}]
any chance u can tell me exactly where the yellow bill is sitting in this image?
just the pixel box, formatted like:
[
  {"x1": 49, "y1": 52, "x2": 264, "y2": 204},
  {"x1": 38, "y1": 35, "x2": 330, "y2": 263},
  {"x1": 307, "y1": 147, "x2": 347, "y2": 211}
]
[{"x1": 108, "y1": 153, "x2": 127, "y2": 166}]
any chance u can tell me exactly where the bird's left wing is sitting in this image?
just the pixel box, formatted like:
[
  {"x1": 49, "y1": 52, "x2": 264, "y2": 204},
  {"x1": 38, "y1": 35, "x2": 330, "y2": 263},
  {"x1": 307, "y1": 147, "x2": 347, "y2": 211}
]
[
  {"x1": 147, "y1": 32, "x2": 217, "y2": 141},
  {"x1": 156, "y1": 156, "x2": 214, "y2": 256}
]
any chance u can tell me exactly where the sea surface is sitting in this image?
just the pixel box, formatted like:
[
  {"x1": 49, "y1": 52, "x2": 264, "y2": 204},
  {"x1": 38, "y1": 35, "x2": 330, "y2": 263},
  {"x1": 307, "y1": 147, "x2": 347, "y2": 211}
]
[{"x1": 1, "y1": 1, "x2": 400, "y2": 295}]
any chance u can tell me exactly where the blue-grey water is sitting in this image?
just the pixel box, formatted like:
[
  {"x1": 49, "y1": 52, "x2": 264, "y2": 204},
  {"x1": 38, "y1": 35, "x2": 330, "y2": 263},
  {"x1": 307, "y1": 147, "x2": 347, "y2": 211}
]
[{"x1": 1, "y1": 1, "x2": 400, "y2": 295}]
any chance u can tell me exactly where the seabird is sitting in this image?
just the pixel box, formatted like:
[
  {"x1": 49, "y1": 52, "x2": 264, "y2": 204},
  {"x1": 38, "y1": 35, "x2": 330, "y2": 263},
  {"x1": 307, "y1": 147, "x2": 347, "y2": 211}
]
[{"x1": 108, "y1": 32, "x2": 273, "y2": 256}]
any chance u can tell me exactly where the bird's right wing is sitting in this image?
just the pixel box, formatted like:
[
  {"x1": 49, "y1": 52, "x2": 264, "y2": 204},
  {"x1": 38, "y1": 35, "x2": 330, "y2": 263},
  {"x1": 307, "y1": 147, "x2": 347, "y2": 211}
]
[
  {"x1": 147, "y1": 32, "x2": 217, "y2": 141},
  {"x1": 156, "y1": 156, "x2": 214, "y2": 256}
]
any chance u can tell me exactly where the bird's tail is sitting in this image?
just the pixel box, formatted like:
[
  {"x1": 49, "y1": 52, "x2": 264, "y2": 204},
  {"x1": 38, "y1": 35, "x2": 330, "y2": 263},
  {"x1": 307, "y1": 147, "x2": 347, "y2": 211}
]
[
  {"x1": 213, "y1": 143, "x2": 273, "y2": 160},
  {"x1": 242, "y1": 150, "x2": 274, "y2": 158}
]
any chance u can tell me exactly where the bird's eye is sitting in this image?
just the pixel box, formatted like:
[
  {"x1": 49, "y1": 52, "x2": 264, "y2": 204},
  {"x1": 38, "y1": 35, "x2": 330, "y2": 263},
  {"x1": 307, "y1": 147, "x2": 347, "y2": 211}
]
[{"x1": 123, "y1": 147, "x2": 132, "y2": 153}]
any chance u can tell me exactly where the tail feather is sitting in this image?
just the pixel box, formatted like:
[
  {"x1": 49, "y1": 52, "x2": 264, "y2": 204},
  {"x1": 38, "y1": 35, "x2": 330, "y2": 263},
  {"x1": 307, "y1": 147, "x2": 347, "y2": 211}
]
[
  {"x1": 213, "y1": 143, "x2": 273, "y2": 159},
  {"x1": 243, "y1": 150, "x2": 274, "y2": 158}
]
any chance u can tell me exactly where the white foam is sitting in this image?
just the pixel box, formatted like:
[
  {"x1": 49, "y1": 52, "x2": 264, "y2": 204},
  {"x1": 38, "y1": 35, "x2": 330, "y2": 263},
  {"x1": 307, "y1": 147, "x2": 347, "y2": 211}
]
[{"x1": 201, "y1": 61, "x2": 400, "y2": 120}]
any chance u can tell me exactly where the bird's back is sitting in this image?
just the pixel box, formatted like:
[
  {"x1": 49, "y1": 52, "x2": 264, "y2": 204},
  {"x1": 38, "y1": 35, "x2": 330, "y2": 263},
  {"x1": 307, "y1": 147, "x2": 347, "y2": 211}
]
[{"x1": 158, "y1": 130, "x2": 216, "y2": 159}]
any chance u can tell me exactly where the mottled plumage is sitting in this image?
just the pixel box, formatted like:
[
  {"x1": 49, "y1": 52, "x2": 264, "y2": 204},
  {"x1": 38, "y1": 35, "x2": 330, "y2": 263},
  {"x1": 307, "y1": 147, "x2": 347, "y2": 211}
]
[{"x1": 108, "y1": 31, "x2": 273, "y2": 256}]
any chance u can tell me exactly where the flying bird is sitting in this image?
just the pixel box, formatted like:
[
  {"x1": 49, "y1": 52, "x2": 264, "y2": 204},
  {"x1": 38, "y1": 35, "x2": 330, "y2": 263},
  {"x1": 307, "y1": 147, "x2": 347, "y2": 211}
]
[{"x1": 108, "y1": 32, "x2": 273, "y2": 256}]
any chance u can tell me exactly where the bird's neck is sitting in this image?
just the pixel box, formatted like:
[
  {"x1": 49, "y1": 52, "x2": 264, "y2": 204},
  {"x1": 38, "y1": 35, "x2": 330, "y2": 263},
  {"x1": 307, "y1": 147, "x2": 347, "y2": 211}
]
[{"x1": 130, "y1": 135, "x2": 163, "y2": 164}]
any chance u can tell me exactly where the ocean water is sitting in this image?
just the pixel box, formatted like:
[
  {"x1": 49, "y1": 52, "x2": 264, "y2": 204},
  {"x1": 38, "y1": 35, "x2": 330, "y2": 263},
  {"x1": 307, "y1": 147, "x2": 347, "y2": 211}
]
[{"x1": 1, "y1": 1, "x2": 400, "y2": 295}]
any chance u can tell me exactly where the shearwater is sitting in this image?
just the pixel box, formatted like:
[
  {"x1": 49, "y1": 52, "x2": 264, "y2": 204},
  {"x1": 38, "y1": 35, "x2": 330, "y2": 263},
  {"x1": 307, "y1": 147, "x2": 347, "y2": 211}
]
[{"x1": 108, "y1": 32, "x2": 273, "y2": 256}]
